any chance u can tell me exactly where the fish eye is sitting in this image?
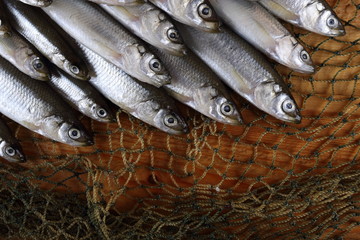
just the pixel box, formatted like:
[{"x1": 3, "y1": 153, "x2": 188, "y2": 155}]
[
  {"x1": 220, "y1": 102, "x2": 234, "y2": 116},
  {"x1": 96, "y1": 108, "x2": 107, "y2": 118},
  {"x1": 70, "y1": 65, "x2": 80, "y2": 74},
  {"x1": 167, "y1": 28, "x2": 181, "y2": 43},
  {"x1": 198, "y1": 4, "x2": 213, "y2": 19},
  {"x1": 327, "y1": 17, "x2": 338, "y2": 28},
  {"x1": 164, "y1": 114, "x2": 178, "y2": 127},
  {"x1": 282, "y1": 100, "x2": 296, "y2": 113},
  {"x1": 32, "y1": 59, "x2": 45, "y2": 70},
  {"x1": 68, "y1": 128, "x2": 81, "y2": 140},
  {"x1": 5, "y1": 146, "x2": 15, "y2": 157},
  {"x1": 149, "y1": 58, "x2": 162, "y2": 72},
  {"x1": 300, "y1": 50, "x2": 310, "y2": 61}
]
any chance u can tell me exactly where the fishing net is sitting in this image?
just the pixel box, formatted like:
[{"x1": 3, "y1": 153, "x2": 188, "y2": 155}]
[{"x1": 1, "y1": 0, "x2": 360, "y2": 239}]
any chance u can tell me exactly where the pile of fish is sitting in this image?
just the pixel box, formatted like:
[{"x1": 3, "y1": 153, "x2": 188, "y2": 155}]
[{"x1": 0, "y1": 0, "x2": 345, "y2": 163}]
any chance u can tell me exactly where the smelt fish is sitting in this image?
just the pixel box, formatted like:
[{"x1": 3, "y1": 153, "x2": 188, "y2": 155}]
[
  {"x1": 42, "y1": 0, "x2": 171, "y2": 87},
  {"x1": 258, "y1": 0, "x2": 345, "y2": 37},
  {"x1": 101, "y1": 2, "x2": 187, "y2": 56},
  {"x1": 178, "y1": 24, "x2": 302, "y2": 123},
  {"x1": 0, "y1": 119, "x2": 26, "y2": 163},
  {"x1": 149, "y1": 0, "x2": 220, "y2": 32},
  {"x1": 0, "y1": 57, "x2": 93, "y2": 146},
  {"x1": 210, "y1": 0, "x2": 314, "y2": 74},
  {"x1": 80, "y1": 44, "x2": 189, "y2": 135},
  {"x1": 5, "y1": 0, "x2": 90, "y2": 80}
]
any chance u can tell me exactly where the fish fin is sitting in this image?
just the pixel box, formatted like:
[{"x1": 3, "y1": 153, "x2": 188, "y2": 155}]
[
  {"x1": 111, "y1": 6, "x2": 139, "y2": 22},
  {"x1": 229, "y1": 68, "x2": 253, "y2": 94},
  {"x1": 260, "y1": 1, "x2": 299, "y2": 22},
  {"x1": 246, "y1": 18, "x2": 278, "y2": 51},
  {"x1": 168, "y1": 89, "x2": 193, "y2": 105}
]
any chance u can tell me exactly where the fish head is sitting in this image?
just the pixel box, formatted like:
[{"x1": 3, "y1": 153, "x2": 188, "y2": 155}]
[
  {"x1": 153, "y1": 108, "x2": 189, "y2": 135},
  {"x1": 0, "y1": 140, "x2": 26, "y2": 163},
  {"x1": 142, "y1": 9, "x2": 187, "y2": 56},
  {"x1": 57, "y1": 122, "x2": 94, "y2": 146},
  {"x1": 87, "y1": 101, "x2": 114, "y2": 123},
  {"x1": 21, "y1": 52, "x2": 49, "y2": 81},
  {"x1": 301, "y1": 2, "x2": 345, "y2": 37},
  {"x1": 136, "y1": 45, "x2": 171, "y2": 86},
  {"x1": 129, "y1": 99, "x2": 188, "y2": 135},
  {"x1": 194, "y1": 86, "x2": 243, "y2": 125},
  {"x1": 287, "y1": 38, "x2": 314, "y2": 74},
  {"x1": 64, "y1": 60, "x2": 90, "y2": 81},
  {"x1": 185, "y1": 0, "x2": 220, "y2": 32},
  {"x1": 316, "y1": 7, "x2": 345, "y2": 36},
  {"x1": 212, "y1": 96, "x2": 243, "y2": 125},
  {"x1": 254, "y1": 82, "x2": 301, "y2": 123}
]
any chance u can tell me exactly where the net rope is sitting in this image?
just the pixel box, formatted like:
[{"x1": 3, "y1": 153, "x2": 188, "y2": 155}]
[{"x1": 1, "y1": 0, "x2": 360, "y2": 239}]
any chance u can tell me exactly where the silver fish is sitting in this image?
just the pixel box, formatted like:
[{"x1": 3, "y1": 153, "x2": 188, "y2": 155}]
[
  {"x1": 0, "y1": 119, "x2": 25, "y2": 163},
  {"x1": 150, "y1": 47, "x2": 243, "y2": 125},
  {"x1": 17, "y1": 0, "x2": 52, "y2": 7},
  {"x1": 0, "y1": 28, "x2": 49, "y2": 81},
  {"x1": 0, "y1": 57, "x2": 93, "y2": 146},
  {"x1": 258, "y1": 0, "x2": 345, "y2": 37},
  {"x1": 42, "y1": 0, "x2": 170, "y2": 87},
  {"x1": 100, "y1": 3, "x2": 187, "y2": 56},
  {"x1": 48, "y1": 67, "x2": 114, "y2": 123},
  {"x1": 210, "y1": 0, "x2": 314, "y2": 74},
  {"x1": 79, "y1": 44, "x2": 189, "y2": 135},
  {"x1": 88, "y1": 0, "x2": 143, "y2": 5},
  {"x1": 178, "y1": 24, "x2": 302, "y2": 123},
  {"x1": 148, "y1": 0, "x2": 220, "y2": 32},
  {"x1": 4, "y1": 0, "x2": 90, "y2": 80}
]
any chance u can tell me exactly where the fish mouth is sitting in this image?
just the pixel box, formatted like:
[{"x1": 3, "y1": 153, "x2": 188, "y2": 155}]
[
  {"x1": 164, "y1": 126, "x2": 189, "y2": 135},
  {"x1": 325, "y1": 29, "x2": 346, "y2": 37},
  {"x1": 18, "y1": 154, "x2": 26, "y2": 163},
  {"x1": 296, "y1": 64, "x2": 315, "y2": 74},
  {"x1": 218, "y1": 115, "x2": 243, "y2": 126},
  {"x1": 291, "y1": 114, "x2": 302, "y2": 124},
  {"x1": 182, "y1": 126, "x2": 190, "y2": 134},
  {"x1": 152, "y1": 74, "x2": 171, "y2": 87},
  {"x1": 202, "y1": 23, "x2": 221, "y2": 33},
  {"x1": 165, "y1": 46, "x2": 188, "y2": 57},
  {"x1": 86, "y1": 139, "x2": 94, "y2": 146},
  {"x1": 75, "y1": 138, "x2": 94, "y2": 147},
  {"x1": 35, "y1": 73, "x2": 51, "y2": 81},
  {"x1": 335, "y1": 29, "x2": 346, "y2": 37}
]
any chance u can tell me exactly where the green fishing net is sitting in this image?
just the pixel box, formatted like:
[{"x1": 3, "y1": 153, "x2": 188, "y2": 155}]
[{"x1": 1, "y1": 0, "x2": 360, "y2": 239}]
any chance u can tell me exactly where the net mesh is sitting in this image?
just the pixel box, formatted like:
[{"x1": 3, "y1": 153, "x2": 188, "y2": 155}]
[{"x1": 1, "y1": 0, "x2": 360, "y2": 239}]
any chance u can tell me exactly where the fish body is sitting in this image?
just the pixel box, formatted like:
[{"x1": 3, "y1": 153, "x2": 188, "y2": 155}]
[
  {"x1": 178, "y1": 24, "x2": 301, "y2": 123},
  {"x1": 258, "y1": 0, "x2": 345, "y2": 37},
  {"x1": 88, "y1": 0, "x2": 143, "y2": 5},
  {"x1": 48, "y1": 67, "x2": 113, "y2": 123},
  {"x1": 0, "y1": 119, "x2": 25, "y2": 163},
  {"x1": 210, "y1": 0, "x2": 314, "y2": 74},
  {"x1": 17, "y1": 0, "x2": 52, "y2": 7},
  {"x1": 101, "y1": 3, "x2": 187, "y2": 56},
  {"x1": 148, "y1": 0, "x2": 220, "y2": 32},
  {"x1": 0, "y1": 28, "x2": 49, "y2": 81},
  {"x1": 150, "y1": 47, "x2": 243, "y2": 125},
  {"x1": 42, "y1": 0, "x2": 170, "y2": 87},
  {"x1": 0, "y1": 57, "x2": 93, "y2": 146},
  {"x1": 80, "y1": 44, "x2": 188, "y2": 135},
  {"x1": 4, "y1": 0, "x2": 90, "y2": 80}
]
